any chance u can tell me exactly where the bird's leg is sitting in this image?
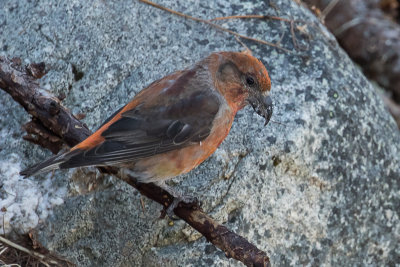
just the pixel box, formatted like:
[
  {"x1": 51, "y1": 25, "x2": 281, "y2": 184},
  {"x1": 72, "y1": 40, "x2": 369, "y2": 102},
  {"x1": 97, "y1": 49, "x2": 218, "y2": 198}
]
[
  {"x1": 119, "y1": 169, "x2": 199, "y2": 218},
  {"x1": 155, "y1": 181, "x2": 199, "y2": 218},
  {"x1": 118, "y1": 168, "x2": 140, "y2": 185}
]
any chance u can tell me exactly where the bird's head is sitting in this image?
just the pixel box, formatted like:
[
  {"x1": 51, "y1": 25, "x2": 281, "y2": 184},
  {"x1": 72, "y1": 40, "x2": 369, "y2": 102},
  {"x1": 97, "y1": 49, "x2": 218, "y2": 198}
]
[{"x1": 211, "y1": 51, "x2": 273, "y2": 126}]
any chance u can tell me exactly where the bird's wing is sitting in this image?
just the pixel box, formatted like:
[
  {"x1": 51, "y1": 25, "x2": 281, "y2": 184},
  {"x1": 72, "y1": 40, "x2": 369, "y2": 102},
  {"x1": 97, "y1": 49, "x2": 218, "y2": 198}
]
[
  {"x1": 61, "y1": 92, "x2": 220, "y2": 168},
  {"x1": 59, "y1": 68, "x2": 221, "y2": 168}
]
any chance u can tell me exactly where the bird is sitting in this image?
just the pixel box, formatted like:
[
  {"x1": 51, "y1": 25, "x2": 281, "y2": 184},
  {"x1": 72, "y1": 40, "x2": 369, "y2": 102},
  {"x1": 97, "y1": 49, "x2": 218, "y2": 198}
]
[{"x1": 20, "y1": 51, "x2": 273, "y2": 186}]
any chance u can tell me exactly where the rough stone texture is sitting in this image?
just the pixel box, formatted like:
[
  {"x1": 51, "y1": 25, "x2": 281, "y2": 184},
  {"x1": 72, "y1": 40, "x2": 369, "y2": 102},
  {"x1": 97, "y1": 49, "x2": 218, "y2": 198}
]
[{"x1": 0, "y1": 0, "x2": 399, "y2": 266}]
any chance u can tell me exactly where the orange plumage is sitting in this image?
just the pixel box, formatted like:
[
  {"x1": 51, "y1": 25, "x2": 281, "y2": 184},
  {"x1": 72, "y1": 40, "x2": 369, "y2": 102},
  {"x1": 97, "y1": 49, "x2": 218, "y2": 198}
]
[{"x1": 21, "y1": 51, "x2": 273, "y2": 182}]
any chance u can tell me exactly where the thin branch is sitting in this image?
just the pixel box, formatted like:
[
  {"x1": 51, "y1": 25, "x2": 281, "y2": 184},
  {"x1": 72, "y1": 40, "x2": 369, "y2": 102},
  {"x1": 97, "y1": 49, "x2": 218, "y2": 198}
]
[
  {"x1": 0, "y1": 56, "x2": 271, "y2": 267},
  {"x1": 139, "y1": 0, "x2": 291, "y2": 53}
]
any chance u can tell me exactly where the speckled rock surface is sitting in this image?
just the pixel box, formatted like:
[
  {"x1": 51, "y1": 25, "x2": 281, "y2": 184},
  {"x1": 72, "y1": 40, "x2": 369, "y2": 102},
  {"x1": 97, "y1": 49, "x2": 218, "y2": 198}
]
[{"x1": 0, "y1": 0, "x2": 399, "y2": 266}]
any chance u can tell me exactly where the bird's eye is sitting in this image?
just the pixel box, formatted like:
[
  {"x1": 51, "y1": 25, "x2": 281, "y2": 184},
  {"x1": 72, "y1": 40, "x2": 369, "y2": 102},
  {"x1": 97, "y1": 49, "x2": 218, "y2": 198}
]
[{"x1": 246, "y1": 76, "x2": 255, "y2": 86}]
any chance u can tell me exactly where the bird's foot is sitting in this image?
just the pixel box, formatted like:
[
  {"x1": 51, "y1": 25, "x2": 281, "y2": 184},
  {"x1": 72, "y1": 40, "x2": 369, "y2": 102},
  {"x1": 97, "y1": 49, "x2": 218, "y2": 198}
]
[
  {"x1": 165, "y1": 194, "x2": 199, "y2": 218},
  {"x1": 156, "y1": 182, "x2": 200, "y2": 219}
]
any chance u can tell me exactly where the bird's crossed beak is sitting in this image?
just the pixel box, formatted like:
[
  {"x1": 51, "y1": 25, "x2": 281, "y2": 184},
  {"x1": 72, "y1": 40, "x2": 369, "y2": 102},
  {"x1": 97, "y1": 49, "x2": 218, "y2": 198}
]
[{"x1": 248, "y1": 94, "x2": 273, "y2": 126}]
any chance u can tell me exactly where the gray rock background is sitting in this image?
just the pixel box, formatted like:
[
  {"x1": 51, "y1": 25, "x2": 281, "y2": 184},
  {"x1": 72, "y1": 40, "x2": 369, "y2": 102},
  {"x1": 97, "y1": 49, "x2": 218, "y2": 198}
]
[{"x1": 1, "y1": 0, "x2": 399, "y2": 266}]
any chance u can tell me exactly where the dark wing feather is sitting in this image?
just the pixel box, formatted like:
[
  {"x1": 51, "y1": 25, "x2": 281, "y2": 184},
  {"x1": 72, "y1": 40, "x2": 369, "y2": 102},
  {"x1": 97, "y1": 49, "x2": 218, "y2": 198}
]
[{"x1": 60, "y1": 89, "x2": 220, "y2": 168}]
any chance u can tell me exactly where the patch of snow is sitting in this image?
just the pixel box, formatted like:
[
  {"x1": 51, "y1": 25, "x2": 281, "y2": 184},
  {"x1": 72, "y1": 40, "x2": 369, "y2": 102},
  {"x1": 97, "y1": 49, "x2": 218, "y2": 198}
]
[{"x1": 0, "y1": 154, "x2": 67, "y2": 235}]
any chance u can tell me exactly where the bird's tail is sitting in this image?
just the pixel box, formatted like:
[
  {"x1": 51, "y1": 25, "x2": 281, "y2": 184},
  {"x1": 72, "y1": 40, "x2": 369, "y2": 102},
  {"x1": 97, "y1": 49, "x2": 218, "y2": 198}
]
[{"x1": 20, "y1": 150, "x2": 80, "y2": 177}]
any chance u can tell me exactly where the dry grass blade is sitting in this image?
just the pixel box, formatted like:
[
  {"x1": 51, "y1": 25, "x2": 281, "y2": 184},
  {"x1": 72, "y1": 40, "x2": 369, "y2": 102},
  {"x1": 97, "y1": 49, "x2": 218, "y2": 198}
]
[
  {"x1": 0, "y1": 236, "x2": 59, "y2": 266},
  {"x1": 210, "y1": 14, "x2": 291, "y2": 22},
  {"x1": 234, "y1": 36, "x2": 252, "y2": 54},
  {"x1": 320, "y1": 0, "x2": 340, "y2": 21}
]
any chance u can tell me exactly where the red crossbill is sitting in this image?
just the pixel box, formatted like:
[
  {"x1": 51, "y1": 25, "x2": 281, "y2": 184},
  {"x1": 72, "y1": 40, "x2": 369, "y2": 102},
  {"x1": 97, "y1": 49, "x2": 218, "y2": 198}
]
[{"x1": 20, "y1": 51, "x2": 273, "y2": 182}]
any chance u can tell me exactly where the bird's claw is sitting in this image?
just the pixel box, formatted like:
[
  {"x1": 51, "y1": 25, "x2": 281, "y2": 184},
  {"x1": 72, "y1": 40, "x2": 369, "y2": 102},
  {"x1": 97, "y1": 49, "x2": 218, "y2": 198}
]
[{"x1": 165, "y1": 195, "x2": 199, "y2": 219}]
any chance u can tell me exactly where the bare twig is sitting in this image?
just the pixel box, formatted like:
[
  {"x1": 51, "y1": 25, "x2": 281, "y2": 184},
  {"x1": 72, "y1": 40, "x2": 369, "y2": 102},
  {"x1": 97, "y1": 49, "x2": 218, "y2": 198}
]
[
  {"x1": 210, "y1": 14, "x2": 291, "y2": 22},
  {"x1": 0, "y1": 56, "x2": 271, "y2": 266},
  {"x1": 139, "y1": 0, "x2": 291, "y2": 53},
  {"x1": 22, "y1": 120, "x2": 64, "y2": 154},
  {"x1": 208, "y1": 13, "x2": 310, "y2": 52}
]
